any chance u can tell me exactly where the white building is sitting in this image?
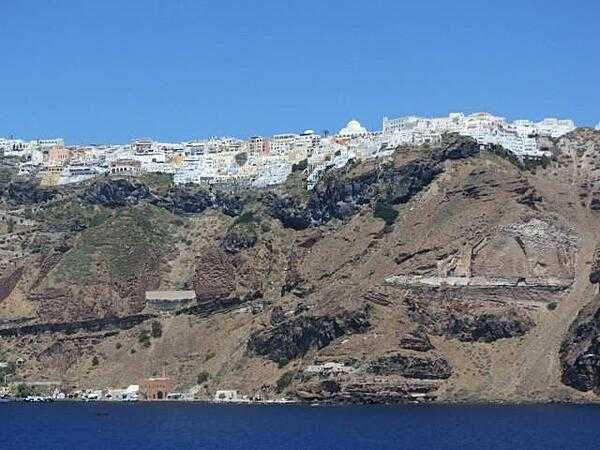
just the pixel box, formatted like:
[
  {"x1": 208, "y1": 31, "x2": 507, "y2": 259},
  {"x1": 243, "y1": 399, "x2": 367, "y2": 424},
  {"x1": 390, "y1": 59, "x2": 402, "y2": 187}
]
[
  {"x1": 535, "y1": 118, "x2": 575, "y2": 138},
  {"x1": 271, "y1": 133, "x2": 299, "y2": 155},
  {"x1": 214, "y1": 390, "x2": 239, "y2": 402},
  {"x1": 338, "y1": 119, "x2": 368, "y2": 138},
  {"x1": 30, "y1": 138, "x2": 65, "y2": 151},
  {"x1": 3, "y1": 111, "x2": 581, "y2": 191},
  {"x1": 382, "y1": 112, "x2": 575, "y2": 158},
  {"x1": 0, "y1": 138, "x2": 29, "y2": 155}
]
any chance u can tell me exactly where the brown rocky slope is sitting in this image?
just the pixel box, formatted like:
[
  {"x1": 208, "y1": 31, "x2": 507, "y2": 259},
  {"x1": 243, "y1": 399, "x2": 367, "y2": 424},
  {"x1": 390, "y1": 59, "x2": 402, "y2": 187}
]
[{"x1": 1, "y1": 130, "x2": 600, "y2": 403}]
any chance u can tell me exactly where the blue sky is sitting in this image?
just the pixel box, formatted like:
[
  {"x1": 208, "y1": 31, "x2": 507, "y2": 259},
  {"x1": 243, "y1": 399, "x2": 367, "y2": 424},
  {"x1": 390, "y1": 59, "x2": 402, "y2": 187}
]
[{"x1": 1, "y1": 0, "x2": 599, "y2": 143}]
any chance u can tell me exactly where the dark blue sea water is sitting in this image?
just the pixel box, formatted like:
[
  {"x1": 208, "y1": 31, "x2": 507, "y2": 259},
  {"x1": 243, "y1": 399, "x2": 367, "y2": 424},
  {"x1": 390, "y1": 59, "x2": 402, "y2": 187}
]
[{"x1": 1, "y1": 402, "x2": 600, "y2": 449}]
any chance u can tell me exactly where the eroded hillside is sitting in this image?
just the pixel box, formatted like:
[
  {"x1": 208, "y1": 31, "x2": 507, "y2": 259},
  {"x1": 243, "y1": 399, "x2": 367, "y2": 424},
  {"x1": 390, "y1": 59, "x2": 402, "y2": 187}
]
[{"x1": 1, "y1": 130, "x2": 600, "y2": 403}]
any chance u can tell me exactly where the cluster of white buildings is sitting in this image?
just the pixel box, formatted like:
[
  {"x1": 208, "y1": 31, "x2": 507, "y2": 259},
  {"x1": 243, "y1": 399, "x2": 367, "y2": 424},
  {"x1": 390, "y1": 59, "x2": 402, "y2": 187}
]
[
  {"x1": 0, "y1": 112, "x2": 582, "y2": 190},
  {"x1": 382, "y1": 113, "x2": 575, "y2": 157}
]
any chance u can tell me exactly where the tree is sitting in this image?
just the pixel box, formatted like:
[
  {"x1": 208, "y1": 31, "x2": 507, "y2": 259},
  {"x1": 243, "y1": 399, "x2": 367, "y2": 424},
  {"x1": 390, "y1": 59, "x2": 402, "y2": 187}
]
[
  {"x1": 14, "y1": 384, "x2": 36, "y2": 398},
  {"x1": 151, "y1": 321, "x2": 163, "y2": 338},
  {"x1": 234, "y1": 152, "x2": 248, "y2": 166},
  {"x1": 276, "y1": 370, "x2": 296, "y2": 392},
  {"x1": 373, "y1": 199, "x2": 399, "y2": 225},
  {"x1": 292, "y1": 159, "x2": 308, "y2": 172},
  {"x1": 197, "y1": 371, "x2": 210, "y2": 385},
  {"x1": 138, "y1": 330, "x2": 151, "y2": 348}
]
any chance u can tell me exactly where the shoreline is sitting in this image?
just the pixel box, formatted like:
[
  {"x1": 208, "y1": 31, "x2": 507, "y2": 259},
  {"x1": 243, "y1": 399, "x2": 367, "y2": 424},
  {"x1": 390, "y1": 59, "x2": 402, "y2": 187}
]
[{"x1": 3, "y1": 397, "x2": 600, "y2": 407}]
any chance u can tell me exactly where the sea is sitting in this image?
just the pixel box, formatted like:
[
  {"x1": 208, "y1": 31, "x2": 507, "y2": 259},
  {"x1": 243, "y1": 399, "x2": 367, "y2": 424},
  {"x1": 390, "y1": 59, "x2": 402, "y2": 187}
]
[{"x1": 1, "y1": 402, "x2": 600, "y2": 449}]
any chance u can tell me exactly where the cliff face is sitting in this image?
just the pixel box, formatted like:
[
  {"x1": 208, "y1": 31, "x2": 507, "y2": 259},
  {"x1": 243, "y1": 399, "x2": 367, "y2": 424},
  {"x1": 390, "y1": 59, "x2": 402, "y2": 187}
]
[{"x1": 2, "y1": 130, "x2": 600, "y2": 403}]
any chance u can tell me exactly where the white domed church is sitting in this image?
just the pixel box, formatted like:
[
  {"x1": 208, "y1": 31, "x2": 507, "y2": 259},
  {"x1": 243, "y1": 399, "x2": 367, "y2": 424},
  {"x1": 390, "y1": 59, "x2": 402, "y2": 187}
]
[{"x1": 338, "y1": 119, "x2": 368, "y2": 138}]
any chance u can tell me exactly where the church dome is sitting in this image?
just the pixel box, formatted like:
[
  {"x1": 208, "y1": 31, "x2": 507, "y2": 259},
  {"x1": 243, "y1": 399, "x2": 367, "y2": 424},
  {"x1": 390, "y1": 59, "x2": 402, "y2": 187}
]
[{"x1": 338, "y1": 119, "x2": 367, "y2": 136}]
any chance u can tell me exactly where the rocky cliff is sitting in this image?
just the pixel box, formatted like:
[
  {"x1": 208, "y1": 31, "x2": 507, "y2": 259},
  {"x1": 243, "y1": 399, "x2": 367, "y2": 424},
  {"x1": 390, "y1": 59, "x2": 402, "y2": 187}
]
[{"x1": 2, "y1": 130, "x2": 600, "y2": 403}]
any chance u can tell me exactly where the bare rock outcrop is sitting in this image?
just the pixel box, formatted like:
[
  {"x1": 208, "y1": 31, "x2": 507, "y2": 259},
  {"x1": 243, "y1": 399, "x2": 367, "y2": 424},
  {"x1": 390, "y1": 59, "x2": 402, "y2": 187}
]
[
  {"x1": 560, "y1": 299, "x2": 600, "y2": 393},
  {"x1": 405, "y1": 296, "x2": 534, "y2": 342},
  {"x1": 221, "y1": 224, "x2": 258, "y2": 254},
  {"x1": 82, "y1": 178, "x2": 150, "y2": 207},
  {"x1": 399, "y1": 326, "x2": 434, "y2": 352},
  {"x1": 0, "y1": 181, "x2": 57, "y2": 205},
  {"x1": 152, "y1": 187, "x2": 244, "y2": 216},
  {"x1": 247, "y1": 308, "x2": 371, "y2": 364},
  {"x1": 367, "y1": 352, "x2": 452, "y2": 379},
  {"x1": 267, "y1": 135, "x2": 480, "y2": 230}
]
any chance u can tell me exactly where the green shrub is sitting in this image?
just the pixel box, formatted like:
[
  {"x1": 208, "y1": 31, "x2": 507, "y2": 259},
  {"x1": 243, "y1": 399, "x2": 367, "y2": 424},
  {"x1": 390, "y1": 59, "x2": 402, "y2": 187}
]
[
  {"x1": 14, "y1": 384, "x2": 37, "y2": 398},
  {"x1": 138, "y1": 330, "x2": 151, "y2": 348},
  {"x1": 91, "y1": 356, "x2": 99, "y2": 366},
  {"x1": 234, "y1": 211, "x2": 258, "y2": 225},
  {"x1": 276, "y1": 370, "x2": 296, "y2": 392},
  {"x1": 235, "y1": 152, "x2": 248, "y2": 166},
  {"x1": 197, "y1": 371, "x2": 210, "y2": 385},
  {"x1": 292, "y1": 159, "x2": 308, "y2": 172},
  {"x1": 151, "y1": 321, "x2": 163, "y2": 338},
  {"x1": 373, "y1": 199, "x2": 399, "y2": 225}
]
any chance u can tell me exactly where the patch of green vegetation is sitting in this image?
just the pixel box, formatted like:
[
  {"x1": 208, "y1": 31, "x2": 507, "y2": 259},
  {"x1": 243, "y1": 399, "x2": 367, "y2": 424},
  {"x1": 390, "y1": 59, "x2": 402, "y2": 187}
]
[
  {"x1": 373, "y1": 199, "x2": 399, "y2": 225},
  {"x1": 138, "y1": 330, "x2": 151, "y2": 348},
  {"x1": 14, "y1": 384, "x2": 39, "y2": 398},
  {"x1": 41, "y1": 199, "x2": 112, "y2": 230},
  {"x1": 277, "y1": 358, "x2": 289, "y2": 369},
  {"x1": 276, "y1": 370, "x2": 296, "y2": 392},
  {"x1": 196, "y1": 371, "x2": 210, "y2": 385},
  {"x1": 52, "y1": 205, "x2": 175, "y2": 284},
  {"x1": 91, "y1": 356, "x2": 99, "y2": 366},
  {"x1": 234, "y1": 152, "x2": 248, "y2": 166},
  {"x1": 56, "y1": 246, "x2": 94, "y2": 281},
  {"x1": 234, "y1": 210, "x2": 259, "y2": 225},
  {"x1": 151, "y1": 321, "x2": 163, "y2": 338},
  {"x1": 138, "y1": 172, "x2": 173, "y2": 194},
  {"x1": 292, "y1": 159, "x2": 308, "y2": 172},
  {"x1": 0, "y1": 167, "x2": 16, "y2": 184}
]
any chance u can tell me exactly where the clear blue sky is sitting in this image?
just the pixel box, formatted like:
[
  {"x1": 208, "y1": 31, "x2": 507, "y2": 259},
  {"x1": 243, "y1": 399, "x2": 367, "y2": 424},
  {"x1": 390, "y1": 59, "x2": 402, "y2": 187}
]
[{"x1": 1, "y1": 0, "x2": 599, "y2": 143}]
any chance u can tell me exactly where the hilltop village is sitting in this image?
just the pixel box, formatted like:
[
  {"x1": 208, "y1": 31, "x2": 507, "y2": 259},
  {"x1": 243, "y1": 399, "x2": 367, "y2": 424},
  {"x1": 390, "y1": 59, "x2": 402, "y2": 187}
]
[{"x1": 0, "y1": 112, "x2": 580, "y2": 189}]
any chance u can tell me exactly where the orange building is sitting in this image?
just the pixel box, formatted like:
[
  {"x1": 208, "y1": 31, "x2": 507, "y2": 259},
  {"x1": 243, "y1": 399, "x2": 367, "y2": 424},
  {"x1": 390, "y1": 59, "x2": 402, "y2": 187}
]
[{"x1": 139, "y1": 372, "x2": 174, "y2": 400}]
